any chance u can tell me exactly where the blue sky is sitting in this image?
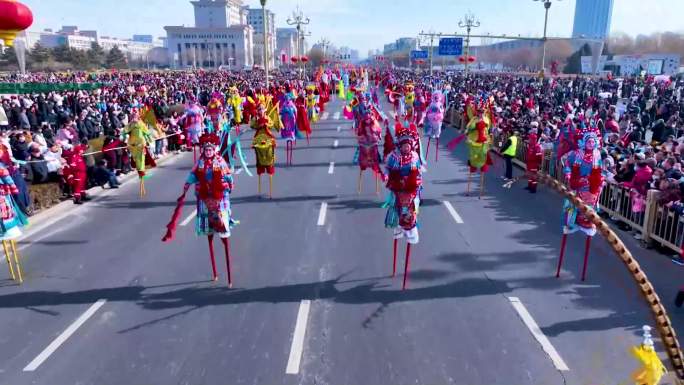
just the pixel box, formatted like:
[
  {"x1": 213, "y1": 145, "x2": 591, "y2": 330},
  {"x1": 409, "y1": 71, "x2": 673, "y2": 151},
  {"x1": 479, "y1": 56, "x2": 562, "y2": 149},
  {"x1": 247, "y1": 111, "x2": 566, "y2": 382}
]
[{"x1": 22, "y1": 0, "x2": 684, "y2": 56}]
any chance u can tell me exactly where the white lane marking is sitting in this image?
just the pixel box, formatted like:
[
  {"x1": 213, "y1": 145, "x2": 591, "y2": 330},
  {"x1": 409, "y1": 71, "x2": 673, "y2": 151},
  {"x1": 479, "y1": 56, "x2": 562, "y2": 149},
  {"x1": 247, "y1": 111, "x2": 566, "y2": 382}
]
[
  {"x1": 336, "y1": 126, "x2": 341, "y2": 133},
  {"x1": 24, "y1": 299, "x2": 107, "y2": 372},
  {"x1": 317, "y1": 202, "x2": 328, "y2": 226},
  {"x1": 180, "y1": 211, "x2": 197, "y2": 226},
  {"x1": 508, "y1": 297, "x2": 570, "y2": 371},
  {"x1": 443, "y1": 201, "x2": 464, "y2": 224},
  {"x1": 328, "y1": 162, "x2": 335, "y2": 174},
  {"x1": 333, "y1": 140, "x2": 339, "y2": 148},
  {"x1": 333, "y1": 111, "x2": 340, "y2": 120},
  {"x1": 286, "y1": 300, "x2": 312, "y2": 374},
  {"x1": 321, "y1": 112, "x2": 329, "y2": 120}
]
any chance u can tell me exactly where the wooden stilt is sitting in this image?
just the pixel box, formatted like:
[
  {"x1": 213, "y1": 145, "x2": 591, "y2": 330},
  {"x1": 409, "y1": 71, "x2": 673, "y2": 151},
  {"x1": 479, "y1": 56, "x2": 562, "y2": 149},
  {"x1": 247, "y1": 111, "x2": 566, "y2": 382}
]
[
  {"x1": 207, "y1": 235, "x2": 218, "y2": 281},
  {"x1": 555, "y1": 233, "x2": 568, "y2": 278},
  {"x1": 435, "y1": 137, "x2": 439, "y2": 162},
  {"x1": 479, "y1": 172, "x2": 485, "y2": 199},
  {"x1": 425, "y1": 137, "x2": 431, "y2": 158},
  {"x1": 375, "y1": 172, "x2": 380, "y2": 195},
  {"x1": 269, "y1": 174, "x2": 273, "y2": 199},
  {"x1": 392, "y1": 239, "x2": 398, "y2": 277},
  {"x1": 3, "y1": 240, "x2": 15, "y2": 280},
  {"x1": 402, "y1": 243, "x2": 412, "y2": 290},
  {"x1": 10, "y1": 240, "x2": 22, "y2": 283},
  {"x1": 357, "y1": 169, "x2": 363, "y2": 194},
  {"x1": 258, "y1": 174, "x2": 262, "y2": 195},
  {"x1": 581, "y1": 235, "x2": 592, "y2": 281},
  {"x1": 466, "y1": 171, "x2": 472, "y2": 196},
  {"x1": 222, "y1": 238, "x2": 232, "y2": 288}
]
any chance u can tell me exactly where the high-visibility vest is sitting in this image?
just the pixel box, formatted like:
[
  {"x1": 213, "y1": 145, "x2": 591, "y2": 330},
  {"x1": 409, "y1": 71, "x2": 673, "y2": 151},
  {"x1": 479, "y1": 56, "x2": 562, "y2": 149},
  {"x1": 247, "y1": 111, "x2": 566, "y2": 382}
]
[{"x1": 503, "y1": 135, "x2": 517, "y2": 156}]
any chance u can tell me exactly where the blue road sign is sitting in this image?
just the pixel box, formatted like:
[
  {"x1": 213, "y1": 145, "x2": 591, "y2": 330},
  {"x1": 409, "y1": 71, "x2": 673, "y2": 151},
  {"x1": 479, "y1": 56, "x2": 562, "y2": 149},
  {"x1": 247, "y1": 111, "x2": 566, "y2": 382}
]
[
  {"x1": 410, "y1": 50, "x2": 429, "y2": 59},
  {"x1": 438, "y1": 38, "x2": 463, "y2": 56}
]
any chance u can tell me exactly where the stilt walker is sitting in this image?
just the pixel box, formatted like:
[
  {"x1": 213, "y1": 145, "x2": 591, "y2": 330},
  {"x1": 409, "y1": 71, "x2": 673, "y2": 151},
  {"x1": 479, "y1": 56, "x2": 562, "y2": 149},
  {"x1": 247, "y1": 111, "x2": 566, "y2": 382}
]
[
  {"x1": 295, "y1": 93, "x2": 311, "y2": 146},
  {"x1": 280, "y1": 93, "x2": 297, "y2": 166},
  {"x1": 252, "y1": 103, "x2": 277, "y2": 199},
  {"x1": 124, "y1": 108, "x2": 156, "y2": 197},
  {"x1": 181, "y1": 96, "x2": 205, "y2": 161},
  {"x1": 555, "y1": 132, "x2": 604, "y2": 281},
  {"x1": 424, "y1": 91, "x2": 445, "y2": 162},
  {"x1": 383, "y1": 124, "x2": 423, "y2": 289},
  {"x1": 0, "y1": 163, "x2": 28, "y2": 283},
  {"x1": 462, "y1": 96, "x2": 494, "y2": 198},
  {"x1": 305, "y1": 84, "x2": 320, "y2": 144},
  {"x1": 162, "y1": 133, "x2": 237, "y2": 286}
]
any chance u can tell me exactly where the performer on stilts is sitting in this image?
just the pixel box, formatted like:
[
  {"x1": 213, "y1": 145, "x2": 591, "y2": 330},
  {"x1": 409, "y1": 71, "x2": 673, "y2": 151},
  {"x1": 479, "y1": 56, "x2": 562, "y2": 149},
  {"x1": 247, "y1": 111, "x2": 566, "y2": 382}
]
[
  {"x1": 556, "y1": 131, "x2": 604, "y2": 281},
  {"x1": 0, "y1": 163, "x2": 28, "y2": 283},
  {"x1": 384, "y1": 124, "x2": 423, "y2": 290},
  {"x1": 180, "y1": 97, "x2": 205, "y2": 161},
  {"x1": 295, "y1": 92, "x2": 311, "y2": 145},
  {"x1": 424, "y1": 90, "x2": 445, "y2": 162},
  {"x1": 252, "y1": 102, "x2": 278, "y2": 199},
  {"x1": 280, "y1": 93, "x2": 298, "y2": 166},
  {"x1": 162, "y1": 133, "x2": 237, "y2": 286},
  {"x1": 124, "y1": 108, "x2": 156, "y2": 197},
  {"x1": 462, "y1": 96, "x2": 494, "y2": 198},
  {"x1": 355, "y1": 103, "x2": 385, "y2": 194}
]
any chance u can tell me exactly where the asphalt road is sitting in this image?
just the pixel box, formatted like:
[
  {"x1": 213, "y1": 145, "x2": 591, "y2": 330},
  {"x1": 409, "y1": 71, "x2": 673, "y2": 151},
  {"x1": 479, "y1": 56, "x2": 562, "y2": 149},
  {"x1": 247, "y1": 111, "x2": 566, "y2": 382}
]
[{"x1": 0, "y1": 97, "x2": 682, "y2": 385}]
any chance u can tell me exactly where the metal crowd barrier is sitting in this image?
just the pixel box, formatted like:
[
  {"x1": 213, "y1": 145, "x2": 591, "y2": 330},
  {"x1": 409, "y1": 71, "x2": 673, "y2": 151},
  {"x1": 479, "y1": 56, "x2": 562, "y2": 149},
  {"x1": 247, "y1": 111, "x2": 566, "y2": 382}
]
[{"x1": 491, "y1": 132, "x2": 684, "y2": 256}]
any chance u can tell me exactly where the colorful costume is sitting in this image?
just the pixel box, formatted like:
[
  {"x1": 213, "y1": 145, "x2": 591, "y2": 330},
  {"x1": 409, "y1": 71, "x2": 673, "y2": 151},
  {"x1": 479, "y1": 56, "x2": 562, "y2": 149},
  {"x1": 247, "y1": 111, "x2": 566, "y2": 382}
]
[
  {"x1": 463, "y1": 96, "x2": 494, "y2": 198},
  {"x1": 556, "y1": 132, "x2": 604, "y2": 281},
  {"x1": 62, "y1": 144, "x2": 88, "y2": 204},
  {"x1": 251, "y1": 100, "x2": 279, "y2": 198},
  {"x1": 295, "y1": 94, "x2": 311, "y2": 143},
  {"x1": 306, "y1": 85, "x2": 320, "y2": 124},
  {"x1": 355, "y1": 110, "x2": 384, "y2": 193},
  {"x1": 163, "y1": 134, "x2": 236, "y2": 286},
  {"x1": 181, "y1": 101, "x2": 204, "y2": 149},
  {"x1": 424, "y1": 91, "x2": 445, "y2": 162},
  {"x1": 526, "y1": 132, "x2": 543, "y2": 193},
  {"x1": 0, "y1": 163, "x2": 27, "y2": 283},
  {"x1": 384, "y1": 124, "x2": 423, "y2": 290},
  {"x1": 280, "y1": 93, "x2": 298, "y2": 165},
  {"x1": 124, "y1": 112, "x2": 156, "y2": 196}
]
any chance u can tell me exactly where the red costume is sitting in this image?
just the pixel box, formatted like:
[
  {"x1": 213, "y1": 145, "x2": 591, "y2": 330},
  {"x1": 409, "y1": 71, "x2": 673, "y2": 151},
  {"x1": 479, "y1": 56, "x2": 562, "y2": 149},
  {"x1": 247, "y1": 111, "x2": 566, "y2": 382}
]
[
  {"x1": 63, "y1": 145, "x2": 88, "y2": 204},
  {"x1": 526, "y1": 132, "x2": 543, "y2": 193}
]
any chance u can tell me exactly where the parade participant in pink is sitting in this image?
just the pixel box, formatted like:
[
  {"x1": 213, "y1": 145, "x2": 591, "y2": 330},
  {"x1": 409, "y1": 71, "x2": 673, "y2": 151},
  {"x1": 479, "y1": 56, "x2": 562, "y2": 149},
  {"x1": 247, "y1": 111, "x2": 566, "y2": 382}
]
[
  {"x1": 424, "y1": 91, "x2": 445, "y2": 162},
  {"x1": 181, "y1": 97, "x2": 204, "y2": 160}
]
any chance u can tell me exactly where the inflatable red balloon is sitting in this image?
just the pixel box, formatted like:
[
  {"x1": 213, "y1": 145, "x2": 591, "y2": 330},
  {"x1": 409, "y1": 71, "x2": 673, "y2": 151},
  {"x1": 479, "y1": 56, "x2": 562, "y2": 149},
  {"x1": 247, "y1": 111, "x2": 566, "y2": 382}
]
[
  {"x1": 468, "y1": 56, "x2": 476, "y2": 63},
  {"x1": 458, "y1": 56, "x2": 466, "y2": 63},
  {"x1": 301, "y1": 56, "x2": 309, "y2": 63},
  {"x1": 0, "y1": 0, "x2": 33, "y2": 47},
  {"x1": 291, "y1": 56, "x2": 299, "y2": 63}
]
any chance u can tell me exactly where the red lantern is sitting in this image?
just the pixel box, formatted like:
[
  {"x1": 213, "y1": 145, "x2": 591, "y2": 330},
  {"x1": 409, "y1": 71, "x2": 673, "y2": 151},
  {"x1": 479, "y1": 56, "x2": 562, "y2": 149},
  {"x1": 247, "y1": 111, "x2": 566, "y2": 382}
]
[
  {"x1": 301, "y1": 56, "x2": 309, "y2": 63},
  {"x1": 468, "y1": 56, "x2": 476, "y2": 63},
  {"x1": 0, "y1": 0, "x2": 33, "y2": 47},
  {"x1": 458, "y1": 56, "x2": 466, "y2": 63},
  {"x1": 291, "y1": 56, "x2": 299, "y2": 63}
]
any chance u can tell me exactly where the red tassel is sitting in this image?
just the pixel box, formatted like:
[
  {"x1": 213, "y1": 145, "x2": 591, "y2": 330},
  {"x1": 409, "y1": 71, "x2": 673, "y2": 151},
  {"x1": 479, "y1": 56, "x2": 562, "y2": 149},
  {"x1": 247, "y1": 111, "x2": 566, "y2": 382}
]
[
  {"x1": 162, "y1": 191, "x2": 188, "y2": 242},
  {"x1": 446, "y1": 134, "x2": 466, "y2": 151}
]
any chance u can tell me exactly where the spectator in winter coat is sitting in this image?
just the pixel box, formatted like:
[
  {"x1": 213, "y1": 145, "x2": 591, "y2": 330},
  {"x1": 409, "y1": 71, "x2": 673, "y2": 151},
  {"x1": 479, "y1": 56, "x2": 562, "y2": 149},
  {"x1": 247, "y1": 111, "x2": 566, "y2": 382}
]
[{"x1": 28, "y1": 145, "x2": 49, "y2": 184}]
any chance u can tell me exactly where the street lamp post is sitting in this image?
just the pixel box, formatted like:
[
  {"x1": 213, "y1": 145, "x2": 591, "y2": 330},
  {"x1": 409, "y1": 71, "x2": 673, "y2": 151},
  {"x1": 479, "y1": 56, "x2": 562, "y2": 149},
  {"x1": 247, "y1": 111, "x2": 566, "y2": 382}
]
[
  {"x1": 319, "y1": 37, "x2": 331, "y2": 66},
  {"x1": 458, "y1": 13, "x2": 480, "y2": 77},
  {"x1": 286, "y1": 6, "x2": 310, "y2": 80},
  {"x1": 260, "y1": 0, "x2": 269, "y2": 89},
  {"x1": 534, "y1": 0, "x2": 559, "y2": 76}
]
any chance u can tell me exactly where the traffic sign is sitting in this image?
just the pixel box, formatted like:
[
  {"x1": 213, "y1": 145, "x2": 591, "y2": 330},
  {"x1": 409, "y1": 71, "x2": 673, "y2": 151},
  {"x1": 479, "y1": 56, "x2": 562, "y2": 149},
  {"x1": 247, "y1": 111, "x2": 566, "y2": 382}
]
[
  {"x1": 438, "y1": 38, "x2": 463, "y2": 56},
  {"x1": 410, "y1": 50, "x2": 429, "y2": 59}
]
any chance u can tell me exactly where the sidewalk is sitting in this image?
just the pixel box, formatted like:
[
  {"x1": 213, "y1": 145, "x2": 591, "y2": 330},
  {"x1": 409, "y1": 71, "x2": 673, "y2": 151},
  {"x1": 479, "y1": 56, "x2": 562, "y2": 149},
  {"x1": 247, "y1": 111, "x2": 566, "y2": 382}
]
[{"x1": 17, "y1": 151, "x2": 186, "y2": 243}]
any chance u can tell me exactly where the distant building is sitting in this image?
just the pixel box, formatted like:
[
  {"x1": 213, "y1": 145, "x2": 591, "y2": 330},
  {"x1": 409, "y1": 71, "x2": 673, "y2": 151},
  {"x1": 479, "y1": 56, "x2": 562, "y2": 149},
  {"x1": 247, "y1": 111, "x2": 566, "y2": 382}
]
[
  {"x1": 33, "y1": 26, "x2": 155, "y2": 60},
  {"x1": 276, "y1": 28, "x2": 297, "y2": 64},
  {"x1": 133, "y1": 35, "x2": 154, "y2": 43},
  {"x1": 247, "y1": 7, "x2": 275, "y2": 68},
  {"x1": 165, "y1": 0, "x2": 254, "y2": 69},
  {"x1": 383, "y1": 37, "x2": 417, "y2": 55},
  {"x1": 572, "y1": 0, "x2": 614, "y2": 40},
  {"x1": 581, "y1": 54, "x2": 680, "y2": 76}
]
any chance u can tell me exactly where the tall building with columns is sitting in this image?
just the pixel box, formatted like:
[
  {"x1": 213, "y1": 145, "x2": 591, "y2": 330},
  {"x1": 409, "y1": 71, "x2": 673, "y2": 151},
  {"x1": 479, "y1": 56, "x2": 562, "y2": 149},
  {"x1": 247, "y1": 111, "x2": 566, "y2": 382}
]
[
  {"x1": 247, "y1": 8, "x2": 276, "y2": 68},
  {"x1": 165, "y1": 0, "x2": 254, "y2": 69}
]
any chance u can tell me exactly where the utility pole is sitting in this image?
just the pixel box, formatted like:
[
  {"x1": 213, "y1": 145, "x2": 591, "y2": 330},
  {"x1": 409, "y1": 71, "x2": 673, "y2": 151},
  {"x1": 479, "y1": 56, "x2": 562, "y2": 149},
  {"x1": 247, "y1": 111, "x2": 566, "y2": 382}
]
[
  {"x1": 419, "y1": 30, "x2": 440, "y2": 76},
  {"x1": 534, "y1": 0, "x2": 558, "y2": 76},
  {"x1": 458, "y1": 12, "x2": 480, "y2": 77},
  {"x1": 286, "y1": 6, "x2": 310, "y2": 80},
  {"x1": 260, "y1": 0, "x2": 269, "y2": 88}
]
